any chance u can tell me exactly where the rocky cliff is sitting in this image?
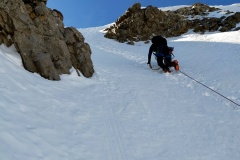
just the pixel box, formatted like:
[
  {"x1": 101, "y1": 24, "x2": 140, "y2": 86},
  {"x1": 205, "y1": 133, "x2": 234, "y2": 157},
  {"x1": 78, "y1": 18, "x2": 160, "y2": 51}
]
[
  {"x1": 104, "y1": 3, "x2": 240, "y2": 44},
  {"x1": 0, "y1": 0, "x2": 94, "y2": 80}
]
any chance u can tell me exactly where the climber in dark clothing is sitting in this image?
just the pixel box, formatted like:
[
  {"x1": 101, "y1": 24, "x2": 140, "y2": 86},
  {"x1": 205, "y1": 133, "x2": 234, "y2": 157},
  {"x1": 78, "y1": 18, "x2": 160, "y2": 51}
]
[{"x1": 147, "y1": 35, "x2": 179, "y2": 73}]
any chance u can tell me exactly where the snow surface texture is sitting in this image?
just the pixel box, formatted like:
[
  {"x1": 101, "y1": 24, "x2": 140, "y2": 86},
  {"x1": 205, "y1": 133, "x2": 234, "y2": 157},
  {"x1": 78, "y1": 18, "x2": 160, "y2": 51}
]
[{"x1": 1, "y1": 4, "x2": 240, "y2": 160}]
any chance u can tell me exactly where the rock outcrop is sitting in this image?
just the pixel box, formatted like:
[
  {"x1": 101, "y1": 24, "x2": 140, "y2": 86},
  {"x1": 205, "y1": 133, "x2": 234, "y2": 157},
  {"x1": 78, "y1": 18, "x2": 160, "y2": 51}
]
[
  {"x1": 104, "y1": 3, "x2": 240, "y2": 44},
  {"x1": 0, "y1": 0, "x2": 94, "y2": 80}
]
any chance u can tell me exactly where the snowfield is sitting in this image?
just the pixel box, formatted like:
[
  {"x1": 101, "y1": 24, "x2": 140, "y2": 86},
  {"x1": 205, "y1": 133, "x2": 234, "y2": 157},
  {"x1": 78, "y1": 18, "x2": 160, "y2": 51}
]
[{"x1": 1, "y1": 4, "x2": 240, "y2": 160}]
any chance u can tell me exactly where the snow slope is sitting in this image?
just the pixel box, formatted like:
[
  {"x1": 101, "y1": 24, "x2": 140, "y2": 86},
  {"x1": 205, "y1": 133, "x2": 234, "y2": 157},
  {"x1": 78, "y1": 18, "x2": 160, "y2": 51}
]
[{"x1": 1, "y1": 4, "x2": 240, "y2": 160}]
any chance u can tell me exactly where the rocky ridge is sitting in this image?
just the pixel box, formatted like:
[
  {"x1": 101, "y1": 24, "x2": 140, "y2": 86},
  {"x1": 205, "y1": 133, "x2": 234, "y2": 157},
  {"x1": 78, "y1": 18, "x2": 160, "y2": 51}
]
[
  {"x1": 0, "y1": 0, "x2": 94, "y2": 80},
  {"x1": 104, "y1": 3, "x2": 240, "y2": 44}
]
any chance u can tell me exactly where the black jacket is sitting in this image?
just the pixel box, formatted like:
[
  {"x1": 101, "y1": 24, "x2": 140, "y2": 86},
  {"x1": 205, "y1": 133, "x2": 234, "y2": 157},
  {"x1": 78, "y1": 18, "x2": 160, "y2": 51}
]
[{"x1": 148, "y1": 36, "x2": 168, "y2": 64}]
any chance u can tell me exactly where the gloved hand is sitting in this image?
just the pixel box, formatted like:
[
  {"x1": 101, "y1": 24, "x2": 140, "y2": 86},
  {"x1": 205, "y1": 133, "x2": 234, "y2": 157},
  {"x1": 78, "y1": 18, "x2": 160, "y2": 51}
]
[{"x1": 147, "y1": 62, "x2": 152, "y2": 69}]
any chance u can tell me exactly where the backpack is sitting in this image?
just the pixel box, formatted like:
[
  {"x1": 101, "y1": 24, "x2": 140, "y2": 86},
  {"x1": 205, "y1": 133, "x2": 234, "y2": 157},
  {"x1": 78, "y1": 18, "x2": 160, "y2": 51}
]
[
  {"x1": 153, "y1": 45, "x2": 170, "y2": 58},
  {"x1": 151, "y1": 36, "x2": 173, "y2": 60},
  {"x1": 151, "y1": 36, "x2": 167, "y2": 46}
]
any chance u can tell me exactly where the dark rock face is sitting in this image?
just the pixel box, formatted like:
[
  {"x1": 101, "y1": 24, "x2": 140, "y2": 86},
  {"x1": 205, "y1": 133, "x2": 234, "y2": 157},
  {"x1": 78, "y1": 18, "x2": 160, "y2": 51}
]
[
  {"x1": 104, "y1": 3, "x2": 240, "y2": 44},
  {"x1": 0, "y1": 0, "x2": 94, "y2": 80},
  {"x1": 64, "y1": 27, "x2": 94, "y2": 78}
]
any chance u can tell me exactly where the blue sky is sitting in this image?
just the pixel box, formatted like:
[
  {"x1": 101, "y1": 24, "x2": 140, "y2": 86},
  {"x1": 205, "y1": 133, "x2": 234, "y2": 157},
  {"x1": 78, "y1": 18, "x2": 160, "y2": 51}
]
[{"x1": 47, "y1": 0, "x2": 240, "y2": 28}]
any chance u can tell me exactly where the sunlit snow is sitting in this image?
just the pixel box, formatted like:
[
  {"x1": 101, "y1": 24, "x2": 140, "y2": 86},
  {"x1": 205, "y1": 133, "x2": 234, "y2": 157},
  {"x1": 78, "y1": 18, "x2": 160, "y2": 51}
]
[{"x1": 1, "y1": 4, "x2": 240, "y2": 160}]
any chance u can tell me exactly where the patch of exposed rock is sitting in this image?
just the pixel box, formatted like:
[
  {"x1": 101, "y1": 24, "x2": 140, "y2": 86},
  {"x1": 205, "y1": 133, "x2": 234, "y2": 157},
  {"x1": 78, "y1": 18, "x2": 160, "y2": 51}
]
[
  {"x1": 104, "y1": 2, "x2": 240, "y2": 44},
  {"x1": 0, "y1": 0, "x2": 94, "y2": 80}
]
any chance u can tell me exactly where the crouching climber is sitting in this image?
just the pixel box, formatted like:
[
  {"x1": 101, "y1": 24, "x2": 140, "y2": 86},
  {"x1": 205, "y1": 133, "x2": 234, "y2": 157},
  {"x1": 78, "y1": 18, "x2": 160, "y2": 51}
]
[{"x1": 147, "y1": 35, "x2": 179, "y2": 73}]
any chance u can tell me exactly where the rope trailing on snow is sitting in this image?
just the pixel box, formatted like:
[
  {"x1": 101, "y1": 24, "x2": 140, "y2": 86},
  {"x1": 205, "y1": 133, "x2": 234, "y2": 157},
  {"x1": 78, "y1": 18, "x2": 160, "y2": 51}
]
[{"x1": 179, "y1": 70, "x2": 240, "y2": 107}]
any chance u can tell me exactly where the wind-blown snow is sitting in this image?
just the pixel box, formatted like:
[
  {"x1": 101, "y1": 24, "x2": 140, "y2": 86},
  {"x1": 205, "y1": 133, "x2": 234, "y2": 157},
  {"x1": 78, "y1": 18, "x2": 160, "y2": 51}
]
[{"x1": 1, "y1": 4, "x2": 240, "y2": 160}]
